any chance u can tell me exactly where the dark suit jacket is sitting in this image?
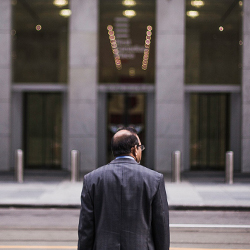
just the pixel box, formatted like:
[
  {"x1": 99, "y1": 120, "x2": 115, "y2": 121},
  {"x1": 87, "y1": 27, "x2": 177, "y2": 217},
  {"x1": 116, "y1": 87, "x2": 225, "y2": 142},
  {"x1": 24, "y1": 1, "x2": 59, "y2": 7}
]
[{"x1": 78, "y1": 157, "x2": 170, "y2": 250}]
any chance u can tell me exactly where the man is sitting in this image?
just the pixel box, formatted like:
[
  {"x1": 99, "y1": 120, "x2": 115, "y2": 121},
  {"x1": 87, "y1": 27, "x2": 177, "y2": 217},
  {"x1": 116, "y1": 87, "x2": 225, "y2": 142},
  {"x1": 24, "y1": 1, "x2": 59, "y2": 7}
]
[{"x1": 78, "y1": 127, "x2": 169, "y2": 250}]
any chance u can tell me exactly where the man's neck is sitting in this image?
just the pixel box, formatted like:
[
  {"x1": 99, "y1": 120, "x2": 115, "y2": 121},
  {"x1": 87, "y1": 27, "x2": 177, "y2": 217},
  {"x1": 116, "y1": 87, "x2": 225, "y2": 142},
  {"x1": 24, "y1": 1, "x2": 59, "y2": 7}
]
[{"x1": 115, "y1": 155, "x2": 136, "y2": 161}]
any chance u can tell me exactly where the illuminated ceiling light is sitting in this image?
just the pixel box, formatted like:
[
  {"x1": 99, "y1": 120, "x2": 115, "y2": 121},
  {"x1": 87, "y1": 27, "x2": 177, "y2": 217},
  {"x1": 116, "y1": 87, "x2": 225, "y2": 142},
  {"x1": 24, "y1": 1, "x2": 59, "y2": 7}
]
[
  {"x1": 107, "y1": 25, "x2": 113, "y2": 31},
  {"x1": 108, "y1": 30, "x2": 114, "y2": 35},
  {"x1": 145, "y1": 39, "x2": 151, "y2": 45},
  {"x1": 53, "y1": 0, "x2": 68, "y2": 7},
  {"x1": 186, "y1": 10, "x2": 199, "y2": 18},
  {"x1": 36, "y1": 24, "x2": 42, "y2": 31},
  {"x1": 239, "y1": 1, "x2": 243, "y2": 7},
  {"x1": 123, "y1": 10, "x2": 136, "y2": 18},
  {"x1": 191, "y1": 1, "x2": 204, "y2": 8},
  {"x1": 147, "y1": 31, "x2": 152, "y2": 36},
  {"x1": 219, "y1": 26, "x2": 224, "y2": 31},
  {"x1": 59, "y1": 9, "x2": 72, "y2": 17},
  {"x1": 122, "y1": 0, "x2": 136, "y2": 7},
  {"x1": 129, "y1": 67, "x2": 135, "y2": 76}
]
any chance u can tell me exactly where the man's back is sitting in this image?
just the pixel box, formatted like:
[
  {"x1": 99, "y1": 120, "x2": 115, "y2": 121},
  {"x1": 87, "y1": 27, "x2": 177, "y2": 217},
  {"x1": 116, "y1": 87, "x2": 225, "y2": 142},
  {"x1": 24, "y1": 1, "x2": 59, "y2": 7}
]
[{"x1": 78, "y1": 157, "x2": 169, "y2": 250}]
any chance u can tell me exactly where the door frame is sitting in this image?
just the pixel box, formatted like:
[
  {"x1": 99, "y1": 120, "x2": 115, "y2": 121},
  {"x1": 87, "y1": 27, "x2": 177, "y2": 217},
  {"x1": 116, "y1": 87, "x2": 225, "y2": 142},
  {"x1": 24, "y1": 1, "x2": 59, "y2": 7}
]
[
  {"x1": 98, "y1": 84, "x2": 155, "y2": 169},
  {"x1": 11, "y1": 84, "x2": 68, "y2": 170},
  {"x1": 184, "y1": 84, "x2": 241, "y2": 171}
]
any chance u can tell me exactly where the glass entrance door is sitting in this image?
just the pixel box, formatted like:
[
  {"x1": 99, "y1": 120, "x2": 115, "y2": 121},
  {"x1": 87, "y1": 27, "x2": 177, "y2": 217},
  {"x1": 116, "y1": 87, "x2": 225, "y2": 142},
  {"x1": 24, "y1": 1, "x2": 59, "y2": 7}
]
[
  {"x1": 190, "y1": 94, "x2": 230, "y2": 170},
  {"x1": 23, "y1": 93, "x2": 62, "y2": 169},
  {"x1": 107, "y1": 93, "x2": 146, "y2": 164}
]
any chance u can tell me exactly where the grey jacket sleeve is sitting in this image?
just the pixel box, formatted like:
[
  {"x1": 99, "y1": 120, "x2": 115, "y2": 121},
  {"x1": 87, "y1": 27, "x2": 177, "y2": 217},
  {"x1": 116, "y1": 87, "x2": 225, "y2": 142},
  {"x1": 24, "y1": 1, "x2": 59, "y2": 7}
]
[
  {"x1": 78, "y1": 176, "x2": 95, "y2": 250},
  {"x1": 151, "y1": 175, "x2": 170, "y2": 250}
]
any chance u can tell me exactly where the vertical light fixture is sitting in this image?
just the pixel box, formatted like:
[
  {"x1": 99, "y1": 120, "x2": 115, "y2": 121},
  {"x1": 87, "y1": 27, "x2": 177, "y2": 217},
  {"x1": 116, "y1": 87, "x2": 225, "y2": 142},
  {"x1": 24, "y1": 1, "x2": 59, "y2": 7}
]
[
  {"x1": 142, "y1": 25, "x2": 152, "y2": 70},
  {"x1": 107, "y1": 25, "x2": 122, "y2": 70}
]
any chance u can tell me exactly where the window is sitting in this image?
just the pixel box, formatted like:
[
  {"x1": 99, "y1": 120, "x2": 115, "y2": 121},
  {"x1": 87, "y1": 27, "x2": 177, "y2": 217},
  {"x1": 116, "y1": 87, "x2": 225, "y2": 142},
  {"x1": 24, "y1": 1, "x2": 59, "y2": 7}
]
[
  {"x1": 99, "y1": 0, "x2": 155, "y2": 83},
  {"x1": 12, "y1": 0, "x2": 69, "y2": 83},
  {"x1": 185, "y1": 0, "x2": 242, "y2": 84}
]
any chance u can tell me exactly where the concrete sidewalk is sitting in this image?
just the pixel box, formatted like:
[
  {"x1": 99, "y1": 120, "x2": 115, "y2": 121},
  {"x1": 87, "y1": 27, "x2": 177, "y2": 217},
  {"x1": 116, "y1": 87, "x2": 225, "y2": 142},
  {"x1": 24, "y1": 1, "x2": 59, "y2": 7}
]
[{"x1": 0, "y1": 171, "x2": 250, "y2": 209}]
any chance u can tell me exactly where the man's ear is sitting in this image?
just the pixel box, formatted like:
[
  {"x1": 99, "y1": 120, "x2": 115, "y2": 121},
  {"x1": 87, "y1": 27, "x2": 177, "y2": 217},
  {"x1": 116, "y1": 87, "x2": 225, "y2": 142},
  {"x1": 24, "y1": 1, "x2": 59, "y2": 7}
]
[
  {"x1": 131, "y1": 146, "x2": 136, "y2": 156},
  {"x1": 134, "y1": 145, "x2": 138, "y2": 156}
]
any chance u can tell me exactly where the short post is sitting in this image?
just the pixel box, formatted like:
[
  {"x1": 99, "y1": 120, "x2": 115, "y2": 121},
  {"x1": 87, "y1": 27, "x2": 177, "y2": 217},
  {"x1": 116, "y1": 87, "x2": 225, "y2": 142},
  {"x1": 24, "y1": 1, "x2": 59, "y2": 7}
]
[
  {"x1": 171, "y1": 151, "x2": 181, "y2": 183},
  {"x1": 15, "y1": 149, "x2": 23, "y2": 183},
  {"x1": 225, "y1": 151, "x2": 234, "y2": 184},
  {"x1": 71, "y1": 150, "x2": 80, "y2": 182}
]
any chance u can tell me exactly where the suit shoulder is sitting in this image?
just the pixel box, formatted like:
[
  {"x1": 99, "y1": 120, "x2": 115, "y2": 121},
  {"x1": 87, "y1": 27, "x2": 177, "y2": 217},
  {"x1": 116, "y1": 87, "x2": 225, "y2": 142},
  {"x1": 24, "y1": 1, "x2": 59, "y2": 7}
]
[
  {"x1": 136, "y1": 164, "x2": 163, "y2": 180},
  {"x1": 83, "y1": 164, "x2": 110, "y2": 179}
]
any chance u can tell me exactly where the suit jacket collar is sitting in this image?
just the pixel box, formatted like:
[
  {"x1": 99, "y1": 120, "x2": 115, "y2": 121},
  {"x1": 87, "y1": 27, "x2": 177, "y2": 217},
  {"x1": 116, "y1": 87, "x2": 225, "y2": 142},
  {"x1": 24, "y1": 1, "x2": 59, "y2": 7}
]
[{"x1": 109, "y1": 157, "x2": 139, "y2": 165}]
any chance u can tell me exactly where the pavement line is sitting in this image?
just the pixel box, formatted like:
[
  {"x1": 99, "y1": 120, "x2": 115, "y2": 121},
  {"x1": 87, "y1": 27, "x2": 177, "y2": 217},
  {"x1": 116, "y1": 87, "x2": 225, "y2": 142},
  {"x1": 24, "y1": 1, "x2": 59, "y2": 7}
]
[
  {"x1": 0, "y1": 247, "x2": 76, "y2": 249},
  {"x1": 170, "y1": 224, "x2": 250, "y2": 228},
  {"x1": 1, "y1": 248, "x2": 249, "y2": 250},
  {"x1": 171, "y1": 248, "x2": 250, "y2": 250}
]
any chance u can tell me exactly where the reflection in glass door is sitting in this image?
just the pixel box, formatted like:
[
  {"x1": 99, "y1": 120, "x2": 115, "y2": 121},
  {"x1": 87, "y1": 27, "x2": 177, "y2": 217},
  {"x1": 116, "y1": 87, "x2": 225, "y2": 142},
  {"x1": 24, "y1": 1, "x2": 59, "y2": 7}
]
[
  {"x1": 24, "y1": 93, "x2": 62, "y2": 169},
  {"x1": 190, "y1": 94, "x2": 229, "y2": 170},
  {"x1": 107, "y1": 93, "x2": 146, "y2": 164}
]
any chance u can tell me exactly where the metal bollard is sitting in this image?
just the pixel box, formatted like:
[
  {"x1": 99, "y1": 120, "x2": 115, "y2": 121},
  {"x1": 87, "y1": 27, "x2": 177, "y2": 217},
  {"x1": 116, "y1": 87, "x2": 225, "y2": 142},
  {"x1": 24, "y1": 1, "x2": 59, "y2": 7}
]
[
  {"x1": 225, "y1": 151, "x2": 234, "y2": 184},
  {"x1": 171, "y1": 151, "x2": 181, "y2": 183},
  {"x1": 71, "y1": 150, "x2": 80, "y2": 182},
  {"x1": 15, "y1": 149, "x2": 23, "y2": 183}
]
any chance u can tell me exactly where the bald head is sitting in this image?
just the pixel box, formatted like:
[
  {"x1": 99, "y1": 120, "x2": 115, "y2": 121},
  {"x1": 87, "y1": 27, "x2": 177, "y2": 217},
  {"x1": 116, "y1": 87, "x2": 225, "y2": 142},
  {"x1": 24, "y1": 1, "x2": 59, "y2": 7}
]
[
  {"x1": 113, "y1": 129, "x2": 133, "y2": 141},
  {"x1": 111, "y1": 127, "x2": 139, "y2": 157},
  {"x1": 115, "y1": 129, "x2": 132, "y2": 137}
]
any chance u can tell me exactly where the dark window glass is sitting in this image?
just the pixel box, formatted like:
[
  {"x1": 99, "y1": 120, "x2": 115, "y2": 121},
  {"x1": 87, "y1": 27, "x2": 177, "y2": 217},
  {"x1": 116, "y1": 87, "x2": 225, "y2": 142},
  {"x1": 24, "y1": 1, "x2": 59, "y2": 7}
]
[
  {"x1": 24, "y1": 93, "x2": 62, "y2": 169},
  {"x1": 185, "y1": 0, "x2": 242, "y2": 84},
  {"x1": 190, "y1": 94, "x2": 229, "y2": 170},
  {"x1": 99, "y1": 0, "x2": 155, "y2": 83},
  {"x1": 12, "y1": 0, "x2": 69, "y2": 83}
]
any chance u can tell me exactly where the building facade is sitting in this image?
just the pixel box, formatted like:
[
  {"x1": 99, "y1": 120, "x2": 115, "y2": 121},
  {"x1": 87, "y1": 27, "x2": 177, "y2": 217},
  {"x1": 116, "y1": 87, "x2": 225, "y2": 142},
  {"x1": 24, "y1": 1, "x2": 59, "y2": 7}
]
[{"x1": 0, "y1": 0, "x2": 249, "y2": 174}]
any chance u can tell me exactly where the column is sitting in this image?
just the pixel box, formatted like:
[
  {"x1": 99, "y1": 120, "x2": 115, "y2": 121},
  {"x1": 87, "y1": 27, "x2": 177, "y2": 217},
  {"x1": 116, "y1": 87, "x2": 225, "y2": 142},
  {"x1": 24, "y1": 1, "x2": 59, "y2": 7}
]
[
  {"x1": 242, "y1": 1, "x2": 250, "y2": 172},
  {"x1": 0, "y1": 0, "x2": 11, "y2": 171},
  {"x1": 69, "y1": 0, "x2": 97, "y2": 172},
  {"x1": 155, "y1": 0, "x2": 185, "y2": 173}
]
